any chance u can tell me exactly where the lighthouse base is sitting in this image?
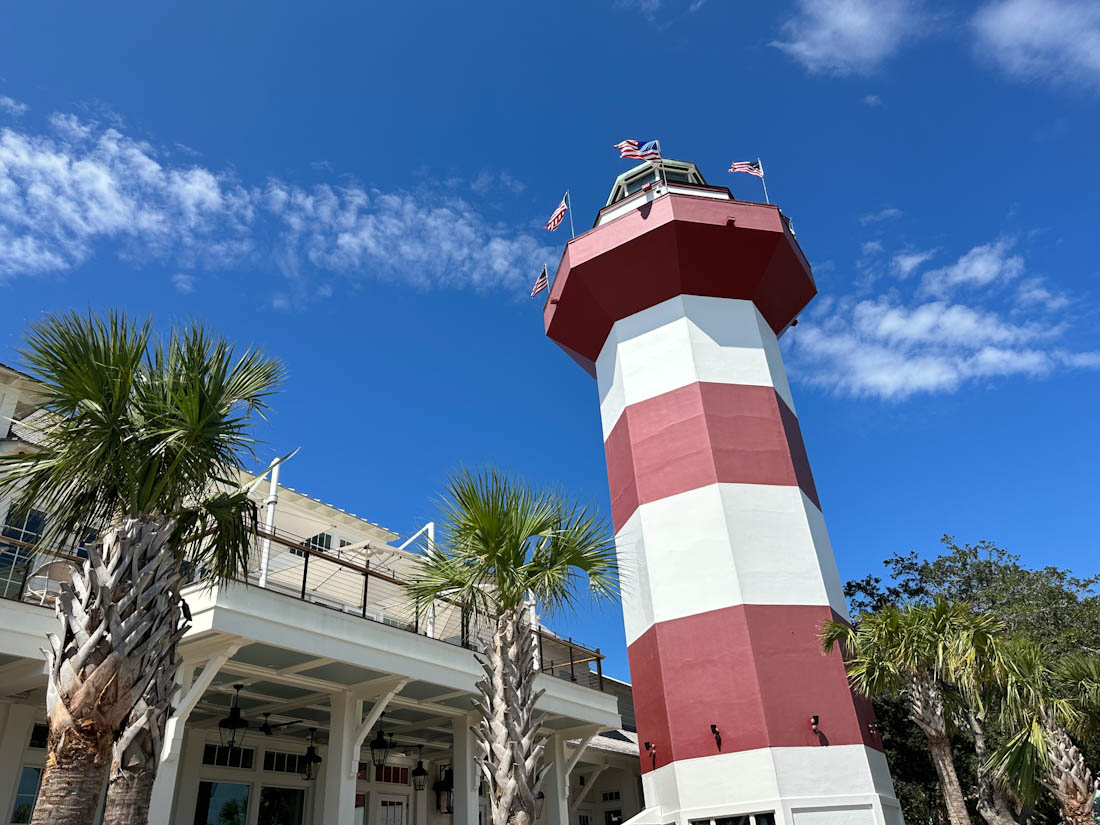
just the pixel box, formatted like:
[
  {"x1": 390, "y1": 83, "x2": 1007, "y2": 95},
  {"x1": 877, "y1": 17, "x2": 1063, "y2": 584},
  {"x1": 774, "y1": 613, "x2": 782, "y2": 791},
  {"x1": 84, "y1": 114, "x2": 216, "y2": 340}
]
[{"x1": 630, "y1": 746, "x2": 904, "y2": 825}]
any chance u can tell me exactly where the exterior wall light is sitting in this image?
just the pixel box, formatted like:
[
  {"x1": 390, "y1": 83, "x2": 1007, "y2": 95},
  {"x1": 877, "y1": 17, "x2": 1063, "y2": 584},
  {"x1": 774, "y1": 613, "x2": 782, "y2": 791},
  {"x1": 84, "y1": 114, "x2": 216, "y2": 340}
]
[
  {"x1": 412, "y1": 746, "x2": 429, "y2": 792},
  {"x1": 434, "y1": 766, "x2": 454, "y2": 814},
  {"x1": 300, "y1": 728, "x2": 323, "y2": 781},
  {"x1": 809, "y1": 715, "x2": 820, "y2": 735},
  {"x1": 710, "y1": 724, "x2": 721, "y2": 749},
  {"x1": 218, "y1": 684, "x2": 249, "y2": 750}
]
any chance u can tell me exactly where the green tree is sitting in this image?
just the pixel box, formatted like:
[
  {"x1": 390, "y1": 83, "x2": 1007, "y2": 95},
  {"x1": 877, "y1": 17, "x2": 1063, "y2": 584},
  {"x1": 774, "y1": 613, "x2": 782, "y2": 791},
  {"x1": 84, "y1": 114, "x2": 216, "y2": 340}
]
[
  {"x1": 407, "y1": 469, "x2": 617, "y2": 825},
  {"x1": 988, "y1": 644, "x2": 1100, "y2": 825},
  {"x1": 0, "y1": 312, "x2": 282, "y2": 825},
  {"x1": 822, "y1": 600, "x2": 1003, "y2": 825}
]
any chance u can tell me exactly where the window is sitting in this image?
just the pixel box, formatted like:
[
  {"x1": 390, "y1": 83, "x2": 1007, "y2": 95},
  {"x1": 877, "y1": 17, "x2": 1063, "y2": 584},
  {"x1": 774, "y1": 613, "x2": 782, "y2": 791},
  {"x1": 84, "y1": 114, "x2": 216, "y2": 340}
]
[
  {"x1": 28, "y1": 724, "x2": 47, "y2": 749},
  {"x1": 601, "y1": 791, "x2": 621, "y2": 802},
  {"x1": 202, "y1": 744, "x2": 255, "y2": 769},
  {"x1": 696, "y1": 813, "x2": 776, "y2": 825},
  {"x1": 258, "y1": 786, "x2": 304, "y2": 825},
  {"x1": 193, "y1": 781, "x2": 249, "y2": 825},
  {"x1": 375, "y1": 765, "x2": 409, "y2": 784},
  {"x1": 9, "y1": 766, "x2": 42, "y2": 824},
  {"x1": 0, "y1": 508, "x2": 44, "y2": 600},
  {"x1": 263, "y1": 750, "x2": 305, "y2": 775},
  {"x1": 579, "y1": 816, "x2": 591, "y2": 825},
  {"x1": 292, "y1": 531, "x2": 332, "y2": 558},
  {"x1": 604, "y1": 811, "x2": 622, "y2": 825}
]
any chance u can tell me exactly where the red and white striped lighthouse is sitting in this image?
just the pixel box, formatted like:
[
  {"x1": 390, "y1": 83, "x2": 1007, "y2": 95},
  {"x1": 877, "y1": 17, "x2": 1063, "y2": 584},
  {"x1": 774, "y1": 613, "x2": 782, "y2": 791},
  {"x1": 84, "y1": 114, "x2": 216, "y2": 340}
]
[{"x1": 543, "y1": 161, "x2": 903, "y2": 825}]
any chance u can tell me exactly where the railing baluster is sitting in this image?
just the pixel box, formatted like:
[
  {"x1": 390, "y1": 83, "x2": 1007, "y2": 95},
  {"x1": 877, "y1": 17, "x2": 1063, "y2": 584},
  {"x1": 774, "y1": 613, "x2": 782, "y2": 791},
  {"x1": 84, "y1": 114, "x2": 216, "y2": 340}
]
[
  {"x1": 538, "y1": 629, "x2": 545, "y2": 674},
  {"x1": 569, "y1": 639, "x2": 576, "y2": 682},
  {"x1": 300, "y1": 551, "x2": 309, "y2": 600},
  {"x1": 596, "y1": 647, "x2": 604, "y2": 692},
  {"x1": 362, "y1": 561, "x2": 370, "y2": 618}
]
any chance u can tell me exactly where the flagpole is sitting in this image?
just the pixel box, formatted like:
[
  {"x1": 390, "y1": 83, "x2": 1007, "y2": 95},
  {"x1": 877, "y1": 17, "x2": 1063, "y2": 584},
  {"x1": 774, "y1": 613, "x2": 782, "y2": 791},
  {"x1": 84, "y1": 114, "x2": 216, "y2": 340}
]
[
  {"x1": 657, "y1": 140, "x2": 669, "y2": 194},
  {"x1": 758, "y1": 157, "x2": 770, "y2": 204},
  {"x1": 566, "y1": 190, "x2": 575, "y2": 239}
]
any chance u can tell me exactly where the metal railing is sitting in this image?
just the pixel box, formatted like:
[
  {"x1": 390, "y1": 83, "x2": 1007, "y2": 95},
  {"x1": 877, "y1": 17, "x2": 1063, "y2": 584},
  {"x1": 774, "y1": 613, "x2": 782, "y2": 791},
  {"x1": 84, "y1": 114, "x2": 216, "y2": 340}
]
[{"x1": 0, "y1": 528, "x2": 608, "y2": 693}]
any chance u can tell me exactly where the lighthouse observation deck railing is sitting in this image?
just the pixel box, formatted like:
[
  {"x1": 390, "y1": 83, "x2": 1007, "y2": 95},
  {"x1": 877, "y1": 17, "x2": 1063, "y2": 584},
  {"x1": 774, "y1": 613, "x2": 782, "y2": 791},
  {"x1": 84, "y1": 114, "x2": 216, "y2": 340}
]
[{"x1": 0, "y1": 527, "x2": 607, "y2": 693}]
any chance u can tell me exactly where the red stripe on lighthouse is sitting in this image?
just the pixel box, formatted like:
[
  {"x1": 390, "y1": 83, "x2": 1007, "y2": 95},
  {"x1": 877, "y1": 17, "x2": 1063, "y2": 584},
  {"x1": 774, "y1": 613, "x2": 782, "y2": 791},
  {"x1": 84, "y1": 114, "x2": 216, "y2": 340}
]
[
  {"x1": 604, "y1": 383, "x2": 819, "y2": 531},
  {"x1": 626, "y1": 603, "x2": 880, "y2": 773}
]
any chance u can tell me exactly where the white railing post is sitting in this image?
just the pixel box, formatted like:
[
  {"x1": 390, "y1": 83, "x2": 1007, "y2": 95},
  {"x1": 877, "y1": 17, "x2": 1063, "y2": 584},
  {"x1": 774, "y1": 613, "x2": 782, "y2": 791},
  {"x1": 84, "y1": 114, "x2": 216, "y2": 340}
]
[{"x1": 257, "y1": 458, "x2": 282, "y2": 588}]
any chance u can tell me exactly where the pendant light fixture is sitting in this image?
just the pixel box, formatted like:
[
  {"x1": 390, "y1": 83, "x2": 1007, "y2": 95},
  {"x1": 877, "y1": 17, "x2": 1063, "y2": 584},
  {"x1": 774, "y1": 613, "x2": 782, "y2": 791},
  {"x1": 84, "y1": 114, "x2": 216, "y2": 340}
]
[
  {"x1": 300, "y1": 728, "x2": 323, "y2": 781},
  {"x1": 218, "y1": 684, "x2": 249, "y2": 750},
  {"x1": 411, "y1": 745, "x2": 428, "y2": 792},
  {"x1": 369, "y1": 712, "x2": 392, "y2": 769}
]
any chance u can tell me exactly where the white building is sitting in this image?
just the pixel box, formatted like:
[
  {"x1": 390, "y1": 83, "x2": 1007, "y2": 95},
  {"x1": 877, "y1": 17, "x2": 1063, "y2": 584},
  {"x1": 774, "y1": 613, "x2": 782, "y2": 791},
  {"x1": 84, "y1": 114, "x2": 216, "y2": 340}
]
[{"x1": 0, "y1": 362, "x2": 643, "y2": 825}]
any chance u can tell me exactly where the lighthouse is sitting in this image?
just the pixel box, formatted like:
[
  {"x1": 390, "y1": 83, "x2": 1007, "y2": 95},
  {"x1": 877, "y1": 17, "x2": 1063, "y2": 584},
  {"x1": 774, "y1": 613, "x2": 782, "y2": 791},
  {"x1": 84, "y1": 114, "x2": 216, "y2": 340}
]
[{"x1": 543, "y1": 160, "x2": 903, "y2": 825}]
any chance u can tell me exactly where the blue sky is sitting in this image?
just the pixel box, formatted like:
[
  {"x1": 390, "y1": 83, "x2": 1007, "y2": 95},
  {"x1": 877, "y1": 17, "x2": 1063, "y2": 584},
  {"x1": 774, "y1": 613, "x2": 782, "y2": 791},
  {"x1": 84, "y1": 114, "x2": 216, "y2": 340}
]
[{"x1": 1, "y1": 0, "x2": 1098, "y2": 680}]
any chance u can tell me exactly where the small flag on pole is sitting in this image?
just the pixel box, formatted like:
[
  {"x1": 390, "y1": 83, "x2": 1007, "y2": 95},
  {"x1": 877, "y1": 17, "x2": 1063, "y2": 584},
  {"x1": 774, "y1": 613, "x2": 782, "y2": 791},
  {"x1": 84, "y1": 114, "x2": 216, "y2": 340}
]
[
  {"x1": 729, "y1": 159, "x2": 764, "y2": 178},
  {"x1": 614, "y1": 139, "x2": 662, "y2": 163},
  {"x1": 545, "y1": 195, "x2": 568, "y2": 231},
  {"x1": 530, "y1": 265, "x2": 549, "y2": 298}
]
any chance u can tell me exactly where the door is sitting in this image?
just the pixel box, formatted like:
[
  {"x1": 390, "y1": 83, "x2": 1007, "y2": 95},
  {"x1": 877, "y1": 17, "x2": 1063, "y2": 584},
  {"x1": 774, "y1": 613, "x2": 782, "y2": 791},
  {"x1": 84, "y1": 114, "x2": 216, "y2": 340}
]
[{"x1": 378, "y1": 794, "x2": 408, "y2": 825}]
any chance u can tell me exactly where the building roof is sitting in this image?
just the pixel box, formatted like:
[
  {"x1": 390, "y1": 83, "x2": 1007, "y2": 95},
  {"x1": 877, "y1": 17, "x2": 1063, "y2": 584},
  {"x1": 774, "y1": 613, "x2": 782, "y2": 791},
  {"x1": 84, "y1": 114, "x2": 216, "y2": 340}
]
[{"x1": 587, "y1": 728, "x2": 639, "y2": 757}]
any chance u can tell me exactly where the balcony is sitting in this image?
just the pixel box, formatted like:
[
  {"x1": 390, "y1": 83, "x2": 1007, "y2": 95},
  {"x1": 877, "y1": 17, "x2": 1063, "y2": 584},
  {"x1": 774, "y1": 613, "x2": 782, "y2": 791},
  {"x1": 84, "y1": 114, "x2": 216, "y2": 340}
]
[{"x1": 0, "y1": 526, "x2": 608, "y2": 693}]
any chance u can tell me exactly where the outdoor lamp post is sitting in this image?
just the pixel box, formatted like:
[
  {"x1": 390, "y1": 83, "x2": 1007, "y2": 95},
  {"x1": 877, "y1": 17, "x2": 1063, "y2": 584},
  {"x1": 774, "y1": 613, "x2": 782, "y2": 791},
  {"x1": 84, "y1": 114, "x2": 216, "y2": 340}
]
[
  {"x1": 411, "y1": 746, "x2": 428, "y2": 792},
  {"x1": 300, "y1": 728, "x2": 323, "y2": 781},
  {"x1": 218, "y1": 684, "x2": 249, "y2": 749}
]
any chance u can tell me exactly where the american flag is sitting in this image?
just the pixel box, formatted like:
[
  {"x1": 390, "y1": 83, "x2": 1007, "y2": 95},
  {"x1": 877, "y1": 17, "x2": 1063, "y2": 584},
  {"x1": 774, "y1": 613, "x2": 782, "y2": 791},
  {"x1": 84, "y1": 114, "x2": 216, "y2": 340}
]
[
  {"x1": 545, "y1": 195, "x2": 568, "y2": 231},
  {"x1": 729, "y1": 159, "x2": 764, "y2": 178},
  {"x1": 530, "y1": 265, "x2": 549, "y2": 298},
  {"x1": 614, "y1": 139, "x2": 662, "y2": 162}
]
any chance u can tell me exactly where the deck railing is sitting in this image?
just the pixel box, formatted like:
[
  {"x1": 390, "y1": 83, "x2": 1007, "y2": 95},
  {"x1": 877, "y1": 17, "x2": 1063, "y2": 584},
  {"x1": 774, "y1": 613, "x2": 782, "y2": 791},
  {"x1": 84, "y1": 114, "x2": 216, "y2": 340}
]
[{"x1": 0, "y1": 528, "x2": 607, "y2": 692}]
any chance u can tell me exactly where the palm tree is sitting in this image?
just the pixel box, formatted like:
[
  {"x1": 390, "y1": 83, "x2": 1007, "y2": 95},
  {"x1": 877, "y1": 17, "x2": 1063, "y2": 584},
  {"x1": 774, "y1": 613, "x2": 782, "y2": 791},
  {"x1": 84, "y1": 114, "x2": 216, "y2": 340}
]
[
  {"x1": 987, "y1": 643, "x2": 1100, "y2": 825},
  {"x1": 407, "y1": 469, "x2": 617, "y2": 825},
  {"x1": 0, "y1": 311, "x2": 282, "y2": 825},
  {"x1": 821, "y1": 600, "x2": 1004, "y2": 825}
]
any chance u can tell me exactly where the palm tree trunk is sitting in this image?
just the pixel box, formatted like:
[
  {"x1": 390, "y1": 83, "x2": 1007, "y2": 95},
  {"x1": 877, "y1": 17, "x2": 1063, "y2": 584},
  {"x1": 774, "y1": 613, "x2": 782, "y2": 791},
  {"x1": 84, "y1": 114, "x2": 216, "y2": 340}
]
[
  {"x1": 470, "y1": 607, "x2": 549, "y2": 825},
  {"x1": 504, "y1": 607, "x2": 547, "y2": 825},
  {"x1": 966, "y1": 710, "x2": 1021, "y2": 825},
  {"x1": 100, "y1": 519, "x2": 189, "y2": 825},
  {"x1": 29, "y1": 726, "x2": 110, "y2": 825},
  {"x1": 907, "y1": 674, "x2": 972, "y2": 825},
  {"x1": 473, "y1": 611, "x2": 518, "y2": 825},
  {"x1": 1042, "y1": 723, "x2": 1096, "y2": 825},
  {"x1": 926, "y1": 733, "x2": 974, "y2": 825}
]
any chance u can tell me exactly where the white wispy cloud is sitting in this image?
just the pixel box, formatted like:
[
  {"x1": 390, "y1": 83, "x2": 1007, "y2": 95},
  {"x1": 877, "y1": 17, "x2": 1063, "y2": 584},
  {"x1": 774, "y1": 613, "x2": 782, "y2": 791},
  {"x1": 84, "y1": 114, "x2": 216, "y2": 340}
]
[
  {"x1": 862, "y1": 94, "x2": 883, "y2": 107},
  {"x1": 771, "y1": 0, "x2": 925, "y2": 75},
  {"x1": 0, "y1": 96, "x2": 28, "y2": 117},
  {"x1": 920, "y1": 237, "x2": 1025, "y2": 296},
  {"x1": 171, "y1": 273, "x2": 196, "y2": 294},
  {"x1": 0, "y1": 110, "x2": 551, "y2": 294},
  {"x1": 786, "y1": 237, "x2": 1096, "y2": 399},
  {"x1": 860, "y1": 207, "x2": 902, "y2": 224},
  {"x1": 972, "y1": 0, "x2": 1100, "y2": 91},
  {"x1": 891, "y1": 248, "x2": 936, "y2": 277}
]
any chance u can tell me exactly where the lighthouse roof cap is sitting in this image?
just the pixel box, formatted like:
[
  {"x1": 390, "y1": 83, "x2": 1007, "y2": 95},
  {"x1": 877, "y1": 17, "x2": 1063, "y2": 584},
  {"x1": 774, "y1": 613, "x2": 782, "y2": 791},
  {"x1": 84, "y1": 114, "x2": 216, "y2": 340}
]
[{"x1": 606, "y1": 159, "x2": 706, "y2": 207}]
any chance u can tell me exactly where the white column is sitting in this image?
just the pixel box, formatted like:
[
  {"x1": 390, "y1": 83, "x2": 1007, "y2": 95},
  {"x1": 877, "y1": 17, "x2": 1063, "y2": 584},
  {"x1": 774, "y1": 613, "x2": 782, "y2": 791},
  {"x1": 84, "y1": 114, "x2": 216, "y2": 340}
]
[
  {"x1": 452, "y1": 714, "x2": 479, "y2": 825},
  {"x1": 169, "y1": 732, "x2": 205, "y2": 825},
  {"x1": 543, "y1": 735, "x2": 569, "y2": 825},
  {"x1": 0, "y1": 703, "x2": 37, "y2": 821},
  {"x1": 323, "y1": 691, "x2": 361, "y2": 825},
  {"x1": 148, "y1": 662, "x2": 196, "y2": 825}
]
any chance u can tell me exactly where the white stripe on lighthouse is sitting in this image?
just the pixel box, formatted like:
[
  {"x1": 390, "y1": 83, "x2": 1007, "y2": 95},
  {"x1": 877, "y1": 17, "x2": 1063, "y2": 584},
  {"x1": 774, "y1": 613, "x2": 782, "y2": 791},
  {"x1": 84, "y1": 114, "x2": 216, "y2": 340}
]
[
  {"x1": 615, "y1": 483, "x2": 849, "y2": 647},
  {"x1": 640, "y1": 745, "x2": 900, "y2": 825},
  {"x1": 596, "y1": 295, "x2": 796, "y2": 440}
]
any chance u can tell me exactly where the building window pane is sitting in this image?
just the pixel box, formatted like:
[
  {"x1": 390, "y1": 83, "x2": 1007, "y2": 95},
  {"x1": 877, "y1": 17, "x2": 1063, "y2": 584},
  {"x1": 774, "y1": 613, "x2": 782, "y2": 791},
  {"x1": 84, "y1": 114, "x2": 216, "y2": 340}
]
[
  {"x1": 28, "y1": 724, "x2": 47, "y2": 749},
  {"x1": 0, "y1": 509, "x2": 45, "y2": 600},
  {"x1": 9, "y1": 766, "x2": 43, "y2": 824},
  {"x1": 258, "y1": 786, "x2": 304, "y2": 825},
  {"x1": 193, "y1": 781, "x2": 249, "y2": 825}
]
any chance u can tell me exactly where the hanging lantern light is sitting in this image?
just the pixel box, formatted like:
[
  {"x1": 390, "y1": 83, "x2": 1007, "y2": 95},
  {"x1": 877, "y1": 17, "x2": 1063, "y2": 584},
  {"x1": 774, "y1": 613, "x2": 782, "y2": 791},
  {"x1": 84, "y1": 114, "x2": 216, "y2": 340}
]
[
  {"x1": 369, "y1": 713, "x2": 392, "y2": 769},
  {"x1": 434, "y1": 766, "x2": 454, "y2": 814},
  {"x1": 411, "y1": 746, "x2": 429, "y2": 792},
  {"x1": 301, "y1": 728, "x2": 323, "y2": 781},
  {"x1": 218, "y1": 684, "x2": 249, "y2": 750}
]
